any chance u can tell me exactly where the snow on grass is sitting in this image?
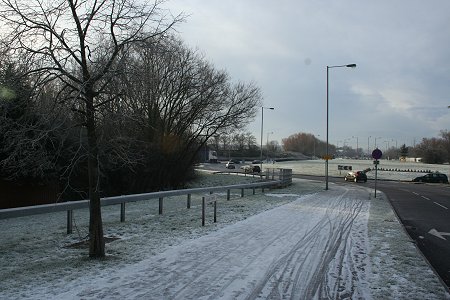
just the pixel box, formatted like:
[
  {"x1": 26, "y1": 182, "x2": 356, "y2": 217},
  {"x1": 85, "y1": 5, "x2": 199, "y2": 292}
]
[
  {"x1": 367, "y1": 189, "x2": 450, "y2": 299},
  {"x1": 0, "y1": 171, "x2": 449, "y2": 299},
  {"x1": 0, "y1": 173, "x2": 321, "y2": 298}
]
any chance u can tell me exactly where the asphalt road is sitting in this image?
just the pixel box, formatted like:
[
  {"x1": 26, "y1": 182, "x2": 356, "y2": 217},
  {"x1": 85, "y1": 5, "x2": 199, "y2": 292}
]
[
  {"x1": 324, "y1": 174, "x2": 450, "y2": 288},
  {"x1": 201, "y1": 165, "x2": 450, "y2": 287},
  {"x1": 374, "y1": 180, "x2": 450, "y2": 288}
]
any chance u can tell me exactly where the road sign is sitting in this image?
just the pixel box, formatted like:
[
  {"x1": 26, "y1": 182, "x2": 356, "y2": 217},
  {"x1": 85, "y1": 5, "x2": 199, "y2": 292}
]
[
  {"x1": 372, "y1": 148, "x2": 382, "y2": 160},
  {"x1": 322, "y1": 155, "x2": 333, "y2": 160}
]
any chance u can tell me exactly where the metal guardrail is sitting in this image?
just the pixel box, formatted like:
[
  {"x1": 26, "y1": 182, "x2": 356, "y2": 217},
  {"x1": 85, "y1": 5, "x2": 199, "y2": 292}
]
[
  {"x1": 265, "y1": 168, "x2": 293, "y2": 186},
  {"x1": 0, "y1": 179, "x2": 283, "y2": 233}
]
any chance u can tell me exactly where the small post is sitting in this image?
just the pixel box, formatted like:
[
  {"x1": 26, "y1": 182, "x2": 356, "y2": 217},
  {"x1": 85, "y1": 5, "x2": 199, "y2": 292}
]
[
  {"x1": 227, "y1": 189, "x2": 230, "y2": 200},
  {"x1": 202, "y1": 196, "x2": 206, "y2": 226},
  {"x1": 67, "y1": 210, "x2": 73, "y2": 234},
  {"x1": 214, "y1": 201, "x2": 217, "y2": 223},
  {"x1": 374, "y1": 160, "x2": 379, "y2": 198},
  {"x1": 241, "y1": 188, "x2": 244, "y2": 197},
  {"x1": 120, "y1": 203, "x2": 126, "y2": 222},
  {"x1": 253, "y1": 187, "x2": 256, "y2": 195},
  {"x1": 159, "y1": 197, "x2": 163, "y2": 215},
  {"x1": 187, "y1": 194, "x2": 191, "y2": 209}
]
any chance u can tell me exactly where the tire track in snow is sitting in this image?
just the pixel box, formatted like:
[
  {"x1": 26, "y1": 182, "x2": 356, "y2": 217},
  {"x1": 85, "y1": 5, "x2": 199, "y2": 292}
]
[
  {"x1": 68, "y1": 186, "x2": 371, "y2": 300},
  {"x1": 246, "y1": 186, "x2": 369, "y2": 299}
]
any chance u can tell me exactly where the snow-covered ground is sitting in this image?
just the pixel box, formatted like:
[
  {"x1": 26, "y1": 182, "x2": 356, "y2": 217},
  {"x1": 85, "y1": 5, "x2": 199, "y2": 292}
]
[
  {"x1": 1, "y1": 172, "x2": 449, "y2": 299},
  {"x1": 271, "y1": 158, "x2": 450, "y2": 181}
]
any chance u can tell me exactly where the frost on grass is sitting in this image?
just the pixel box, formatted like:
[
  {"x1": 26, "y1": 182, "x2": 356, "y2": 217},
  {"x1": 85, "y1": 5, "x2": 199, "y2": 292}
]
[
  {"x1": 367, "y1": 192, "x2": 450, "y2": 299},
  {"x1": 0, "y1": 173, "x2": 322, "y2": 299}
]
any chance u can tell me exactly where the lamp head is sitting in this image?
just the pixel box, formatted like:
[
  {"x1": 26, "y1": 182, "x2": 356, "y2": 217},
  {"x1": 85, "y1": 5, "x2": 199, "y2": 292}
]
[{"x1": 346, "y1": 64, "x2": 357, "y2": 68}]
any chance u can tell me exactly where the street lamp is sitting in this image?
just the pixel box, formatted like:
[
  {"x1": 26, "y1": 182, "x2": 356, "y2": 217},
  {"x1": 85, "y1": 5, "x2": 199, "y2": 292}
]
[
  {"x1": 352, "y1": 136, "x2": 359, "y2": 159},
  {"x1": 266, "y1": 131, "x2": 273, "y2": 161},
  {"x1": 326, "y1": 64, "x2": 356, "y2": 190},
  {"x1": 260, "y1": 107, "x2": 274, "y2": 170},
  {"x1": 374, "y1": 136, "x2": 382, "y2": 148},
  {"x1": 367, "y1": 136, "x2": 371, "y2": 158}
]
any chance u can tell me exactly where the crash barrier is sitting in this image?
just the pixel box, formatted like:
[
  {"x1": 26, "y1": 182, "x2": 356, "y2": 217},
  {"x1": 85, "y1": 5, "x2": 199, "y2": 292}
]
[
  {"x1": 265, "y1": 168, "x2": 292, "y2": 187},
  {"x1": 0, "y1": 179, "x2": 287, "y2": 233},
  {"x1": 374, "y1": 168, "x2": 433, "y2": 173},
  {"x1": 338, "y1": 165, "x2": 352, "y2": 170}
]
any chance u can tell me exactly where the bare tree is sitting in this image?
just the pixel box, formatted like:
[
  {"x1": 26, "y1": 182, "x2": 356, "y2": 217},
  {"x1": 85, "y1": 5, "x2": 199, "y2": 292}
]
[
  {"x1": 116, "y1": 36, "x2": 262, "y2": 166},
  {"x1": 0, "y1": 0, "x2": 181, "y2": 257}
]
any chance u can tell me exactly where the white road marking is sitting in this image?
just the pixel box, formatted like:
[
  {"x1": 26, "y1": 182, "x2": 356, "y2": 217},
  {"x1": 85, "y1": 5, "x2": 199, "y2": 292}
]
[
  {"x1": 412, "y1": 192, "x2": 419, "y2": 196},
  {"x1": 433, "y1": 202, "x2": 448, "y2": 210},
  {"x1": 429, "y1": 229, "x2": 450, "y2": 240},
  {"x1": 421, "y1": 196, "x2": 431, "y2": 201}
]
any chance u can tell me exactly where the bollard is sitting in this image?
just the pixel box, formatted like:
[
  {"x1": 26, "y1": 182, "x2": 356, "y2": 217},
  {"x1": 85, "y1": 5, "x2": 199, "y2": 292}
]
[
  {"x1": 159, "y1": 197, "x2": 163, "y2": 215},
  {"x1": 227, "y1": 189, "x2": 230, "y2": 200},
  {"x1": 214, "y1": 201, "x2": 217, "y2": 223},
  {"x1": 202, "y1": 197, "x2": 206, "y2": 226},
  {"x1": 187, "y1": 194, "x2": 191, "y2": 209},
  {"x1": 241, "y1": 188, "x2": 244, "y2": 197},
  {"x1": 120, "y1": 203, "x2": 126, "y2": 222},
  {"x1": 67, "y1": 210, "x2": 73, "y2": 234}
]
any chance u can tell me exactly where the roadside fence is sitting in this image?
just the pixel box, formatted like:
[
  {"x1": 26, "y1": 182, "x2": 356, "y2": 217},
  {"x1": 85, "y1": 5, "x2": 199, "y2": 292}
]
[{"x1": 0, "y1": 174, "x2": 292, "y2": 233}]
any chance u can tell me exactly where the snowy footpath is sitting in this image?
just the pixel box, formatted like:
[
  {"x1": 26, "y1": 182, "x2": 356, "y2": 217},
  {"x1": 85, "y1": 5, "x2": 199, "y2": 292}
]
[
  {"x1": 41, "y1": 183, "x2": 449, "y2": 299},
  {"x1": 2, "y1": 177, "x2": 450, "y2": 299}
]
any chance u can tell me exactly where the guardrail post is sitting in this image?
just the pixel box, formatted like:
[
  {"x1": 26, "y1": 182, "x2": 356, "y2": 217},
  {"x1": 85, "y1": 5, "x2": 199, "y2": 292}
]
[
  {"x1": 67, "y1": 210, "x2": 73, "y2": 234},
  {"x1": 227, "y1": 189, "x2": 230, "y2": 200},
  {"x1": 159, "y1": 197, "x2": 163, "y2": 215},
  {"x1": 187, "y1": 194, "x2": 191, "y2": 209},
  {"x1": 214, "y1": 201, "x2": 217, "y2": 223},
  {"x1": 241, "y1": 188, "x2": 244, "y2": 197},
  {"x1": 120, "y1": 203, "x2": 126, "y2": 222},
  {"x1": 202, "y1": 196, "x2": 206, "y2": 226}
]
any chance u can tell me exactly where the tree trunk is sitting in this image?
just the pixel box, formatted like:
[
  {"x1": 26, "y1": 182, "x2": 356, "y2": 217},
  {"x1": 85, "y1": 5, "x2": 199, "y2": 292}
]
[{"x1": 86, "y1": 98, "x2": 105, "y2": 258}]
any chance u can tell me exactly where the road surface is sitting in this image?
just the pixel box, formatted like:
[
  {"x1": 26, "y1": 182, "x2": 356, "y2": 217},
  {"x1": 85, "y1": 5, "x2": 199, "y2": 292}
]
[{"x1": 376, "y1": 180, "x2": 450, "y2": 287}]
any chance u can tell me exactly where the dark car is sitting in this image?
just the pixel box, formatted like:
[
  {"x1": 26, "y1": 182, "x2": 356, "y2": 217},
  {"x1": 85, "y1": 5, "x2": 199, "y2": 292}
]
[
  {"x1": 251, "y1": 165, "x2": 261, "y2": 173},
  {"x1": 344, "y1": 171, "x2": 367, "y2": 183},
  {"x1": 240, "y1": 165, "x2": 261, "y2": 173},
  {"x1": 413, "y1": 173, "x2": 448, "y2": 184},
  {"x1": 225, "y1": 161, "x2": 235, "y2": 169}
]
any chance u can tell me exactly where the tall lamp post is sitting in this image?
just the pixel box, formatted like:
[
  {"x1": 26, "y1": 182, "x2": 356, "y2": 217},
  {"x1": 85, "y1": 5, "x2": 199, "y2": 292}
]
[
  {"x1": 266, "y1": 131, "x2": 273, "y2": 161},
  {"x1": 326, "y1": 64, "x2": 356, "y2": 190},
  {"x1": 260, "y1": 107, "x2": 274, "y2": 170},
  {"x1": 352, "y1": 136, "x2": 359, "y2": 159},
  {"x1": 374, "y1": 136, "x2": 382, "y2": 148}
]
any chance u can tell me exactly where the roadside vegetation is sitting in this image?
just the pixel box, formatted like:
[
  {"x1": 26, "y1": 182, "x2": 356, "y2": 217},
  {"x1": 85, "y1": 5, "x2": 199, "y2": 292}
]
[{"x1": 0, "y1": 0, "x2": 261, "y2": 257}]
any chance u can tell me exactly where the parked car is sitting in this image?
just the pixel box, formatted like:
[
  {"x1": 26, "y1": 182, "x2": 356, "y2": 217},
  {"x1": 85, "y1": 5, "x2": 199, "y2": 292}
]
[
  {"x1": 413, "y1": 173, "x2": 448, "y2": 183},
  {"x1": 252, "y1": 160, "x2": 262, "y2": 164},
  {"x1": 225, "y1": 161, "x2": 235, "y2": 169},
  {"x1": 344, "y1": 171, "x2": 367, "y2": 183},
  {"x1": 240, "y1": 165, "x2": 261, "y2": 173},
  {"x1": 251, "y1": 165, "x2": 261, "y2": 173}
]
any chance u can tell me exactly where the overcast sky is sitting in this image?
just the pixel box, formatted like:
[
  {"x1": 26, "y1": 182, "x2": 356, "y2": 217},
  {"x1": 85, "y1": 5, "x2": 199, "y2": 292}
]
[{"x1": 164, "y1": 1, "x2": 450, "y2": 151}]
